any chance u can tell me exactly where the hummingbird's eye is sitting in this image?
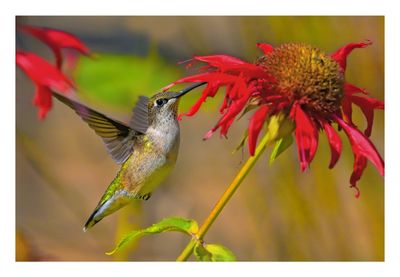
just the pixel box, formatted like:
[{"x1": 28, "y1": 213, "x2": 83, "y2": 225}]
[{"x1": 155, "y1": 98, "x2": 168, "y2": 107}]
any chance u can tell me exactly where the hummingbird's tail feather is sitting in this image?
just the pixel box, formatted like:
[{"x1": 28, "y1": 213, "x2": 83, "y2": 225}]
[{"x1": 83, "y1": 190, "x2": 131, "y2": 232}]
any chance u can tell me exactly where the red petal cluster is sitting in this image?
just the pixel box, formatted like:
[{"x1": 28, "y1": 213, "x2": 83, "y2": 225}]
[
  {"x1": 248, "y1": 105, "x2": 271, "y2": 155},
  {"x1": 162, "y1": 52, "x2": 274, "y2": 140},
  {"x1": 20, "y1": 25, "x2": 90, "y2": 69},
  {"x1": 331, "y1": 40, "x2": 372, "y2": 71},
  {"x1": 335, "y1": 116, "x2": 384, "y2": 197},
  {"x1": 290, "y1": 102, "x2": 319, "y2": 172},
  {"x1": 16, "y1": 51, "x2": 74, "y2": 119},
  {"x1": 329, "y1": 41, "x2": 384, "y2": 196},
  {"x1": 164, "y1": 41, "x2": 384, "y2": 195},
  {"x1": 321, "y1": 119, "x2": 342, "y2": 169},
  {"x1": 17, "y1": 25, "x2": 90, "y2": 119}
]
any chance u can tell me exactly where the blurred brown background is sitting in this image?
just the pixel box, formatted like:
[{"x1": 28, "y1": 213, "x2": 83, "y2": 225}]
[{"x1": 16, "y1": 16, "x2": 384, "y2": 261}]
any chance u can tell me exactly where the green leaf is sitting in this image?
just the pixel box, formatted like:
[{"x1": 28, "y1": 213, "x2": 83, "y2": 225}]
[
  {"x1": 193, "y1": 242, "x2": 212, "y2": 261},
  {"x1": 106, "y1": 217, "x2": 198, "y2": 255},
  {"x1": 194, "y1": 243, "x2": 236, "y2": 262},
  {"x1": 269, "y1": 134, "x2": 293, "y2": 165},
  {"x1": 268, "y1": 113, "x2": 294, "y2": 142},
  {"x1": 206, "y1": 244, "x2": 236, "y2": 261}
]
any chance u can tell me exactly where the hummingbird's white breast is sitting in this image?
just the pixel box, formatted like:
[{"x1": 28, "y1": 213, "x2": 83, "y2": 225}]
[{"x1": 122, "y1": 117, "x2": 180, "y2": 198}]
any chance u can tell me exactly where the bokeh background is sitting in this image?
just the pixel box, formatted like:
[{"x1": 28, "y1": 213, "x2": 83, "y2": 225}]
[{"x1": 16, "y1": 16, "x2": 384, "y2": 261}]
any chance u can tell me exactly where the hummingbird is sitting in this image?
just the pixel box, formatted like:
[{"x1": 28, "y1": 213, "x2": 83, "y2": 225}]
[{"x1": 52, "y1": 82, "x2": 206, "y2": 231}]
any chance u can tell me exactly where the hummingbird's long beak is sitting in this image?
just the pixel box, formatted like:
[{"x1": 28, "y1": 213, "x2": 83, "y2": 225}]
[{"x1": 173, "y1": 82, "x2": 207, "y2": 98}]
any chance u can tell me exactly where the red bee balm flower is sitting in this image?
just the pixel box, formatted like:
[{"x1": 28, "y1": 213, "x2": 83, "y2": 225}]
[
  {"x1": 164, "y1": 41, "x2": 384, "y2": 196},
  {"x1": 20, "y1": 25, "x2": 90, "y2": 69},
  {"x1": 17, "y1": 25, "x2": 90, "y2": 119},
  {"x1": 16, "y1": 51, "x2": 74, "y2": 119}
]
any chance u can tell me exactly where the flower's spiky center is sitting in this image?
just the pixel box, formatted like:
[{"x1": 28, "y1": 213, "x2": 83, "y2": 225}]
[{"x1": 256, "y1": 43, "x2": 344, "y2": 114}]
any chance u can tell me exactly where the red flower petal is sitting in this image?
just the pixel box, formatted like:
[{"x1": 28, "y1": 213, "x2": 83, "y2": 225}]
[
  {"x1": 349, "y1": 156, "x2": 367, "y2": 198},
  {"x1": 342, "y1": 83, "x2": 361, "y2": 124},
  {"x1": 220, "y1": 116, "x2": 236, "y2": 138},
  {"x1": 256, "y1": 43, "x2": 274, "y2": 55},
  {"x1": 193, "y1": 54, "x2": 247, "y2": 68},
  {"x1": 349, "y1": 95, "x2": 384, "y2": 137},
  {"x1": 21, "y1": 25, "x2": 90, "y2": 68},
  {"x1": 162, "y1": 72, "x2": 237, "y2": 91},
  {"x1": 331, "y1": 40, "x2": 372, "y2": 71},
  {"x1": 335, "y1": 116, "x2": 384, "y2": 196},
  {"x1": 16, "y1": 51, "x2": 74, "y2": 119},
  {"x1": 191, "y1": 55, "x2": 270, "y2": 79},
  {"x1": 344, "y1": 83, "x2": 368, "y2": 96},
  {"x1": 201, "y1": 79, "x2": 252, "y2": 140},
  {"x1": 341, "y1": 96, "x2": 353, "y2": 125},
  {"x1": 248, "y1": 105, "x2": 270, "y2": 156},
  {"x1": 343, "y1": 83, "x2": 384, "y2": 137},
  {"x1": 33, "y1": 86, "x2": 53, "y2": 120},
  {"x1": 203, "y1": 129, "x2": 215, "y2": 140},
  {"x1": 209, "y1": 80, "x2": 251, "y2": 138},
  {"x1": 16, "y1": 51, "x2": 74, "y2": 92},
  {"x1": 322, "y1": 120, "x2": 342, "y2": 168},
  {"x1": 219, "y1": 89, "x2": 231, "y2": 113},
  {"x1": 167, "y1": 72, "x2": 243, "y2": 119},
  {"x1": 291, "y1": 103, "x2": 319, "y2": 171},
  {"x1": 182, "y1": 84, "x2": 217, "y2": 118}
]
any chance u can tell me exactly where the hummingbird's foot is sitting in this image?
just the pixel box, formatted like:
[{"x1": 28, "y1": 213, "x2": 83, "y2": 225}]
[{"x1": 137, "y1": 193, "x2": 151, "y2": 201}]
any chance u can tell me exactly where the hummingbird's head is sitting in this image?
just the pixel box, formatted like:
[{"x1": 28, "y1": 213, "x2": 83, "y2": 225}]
[{"x1": 147, "y1": 82, "x2": 206, "y2": 126}]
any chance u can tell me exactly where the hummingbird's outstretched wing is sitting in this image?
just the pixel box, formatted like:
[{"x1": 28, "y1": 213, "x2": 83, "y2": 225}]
[
  {"x1": 53, "y1": 93, "x2": 140, "y2": 164},
  {"x1": 129, "y1": 95, "x2": 149, "y2": 134}
]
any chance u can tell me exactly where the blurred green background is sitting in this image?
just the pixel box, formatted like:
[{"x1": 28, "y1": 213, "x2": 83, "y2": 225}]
[{"x1": 15, "y1": 16, "x2": 384, "y2": 261}]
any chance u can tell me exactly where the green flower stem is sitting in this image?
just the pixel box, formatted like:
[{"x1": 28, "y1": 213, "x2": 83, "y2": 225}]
[{"x1": 176, "y1": 132, "x2": 270, "y2": 261}]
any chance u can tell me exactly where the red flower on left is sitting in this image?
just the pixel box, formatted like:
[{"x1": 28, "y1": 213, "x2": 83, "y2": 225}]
[{"x1": 16, "y1": 25, "x2": 90, "y2": 119}]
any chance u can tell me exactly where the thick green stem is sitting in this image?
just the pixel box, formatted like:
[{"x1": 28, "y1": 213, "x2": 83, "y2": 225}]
[{"x1": 176, "y1": 132, "x2": 270, "y2": 261}]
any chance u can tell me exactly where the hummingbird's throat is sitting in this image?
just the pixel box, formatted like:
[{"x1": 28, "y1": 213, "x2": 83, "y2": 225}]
[{"x1": 171, "y1": 98, "x2": 180, "y2": 117}]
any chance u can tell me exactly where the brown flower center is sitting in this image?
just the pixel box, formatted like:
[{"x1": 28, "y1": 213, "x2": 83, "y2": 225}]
[{"x1": 256, "y1": 43, "x2": 344, "y2": 114}]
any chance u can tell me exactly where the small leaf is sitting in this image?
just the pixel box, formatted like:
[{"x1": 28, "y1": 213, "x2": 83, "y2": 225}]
[
  {"x1": 194, "y1": 243, "x2": 236, "y2": 262},
  {"x1": 233, "y1": 112, "x2": 295, "y2": 155},
  {"x1": 269, "y1": 135, "x2": 293, "y2": 165},
  {"x1": 206, "y1": 244, "x2": 236, "y2": 261},
  {"x1": 106, "y1": 230, "x2": 142, "y2": 256},
  {"x1": 265, "y1": 113, "x2": 294, "y2": 142},
  {"x1": 193, "y1": 242, "x2": 212, "y2": 261},
  {"x1": 145, "y1": 216, "x2": 199, "y2": 234},
  {"x1": 106, "y1": 217, "x2": 198, "y2": 255}
]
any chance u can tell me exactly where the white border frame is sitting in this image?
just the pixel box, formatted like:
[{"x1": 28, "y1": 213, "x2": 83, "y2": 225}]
[{"x1": 2, "y1": 1, "x2": 399, "y2": 276}]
